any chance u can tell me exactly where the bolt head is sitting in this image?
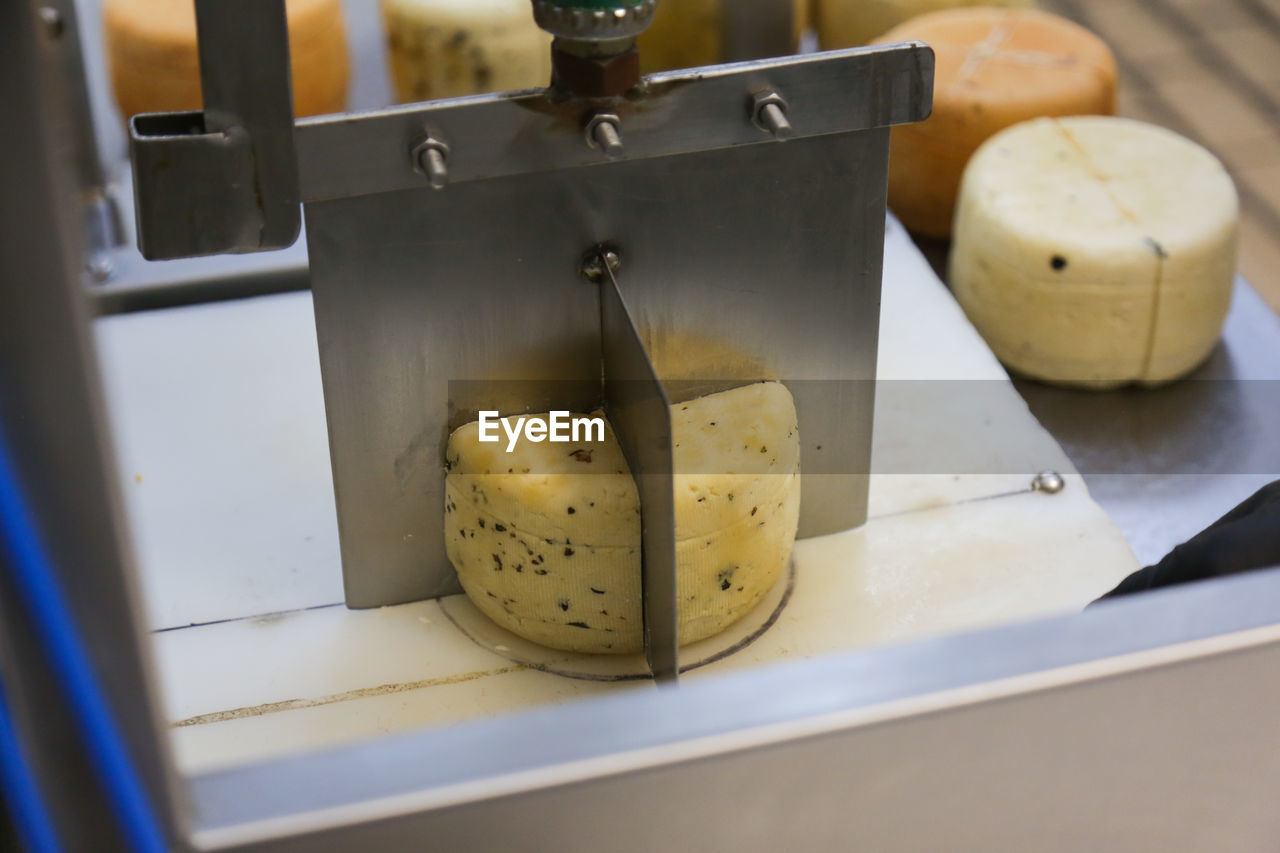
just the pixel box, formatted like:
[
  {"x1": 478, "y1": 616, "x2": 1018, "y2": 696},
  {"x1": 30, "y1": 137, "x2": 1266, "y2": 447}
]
[
  {"x1": 581, "y1": 248, "x2": 621, "y2": 282},
  {"x1": 39, "y1": 6, "x2": 63, "y2": 39},
  {"x1": 410, "y1": 136, "x2": 450, "y2": 188},
  {"x1": 751, "y1": 90, "x2": 789, "y2": 131},
  {"x1": 552, "y1": 45, "x2": 640, "y2": 97},
  {"x1": 85, "y1": 255, "x2": 114, "y2": 283},
  {"x1": 585, "y1": 113, "x2": 623, "y2": 157}
]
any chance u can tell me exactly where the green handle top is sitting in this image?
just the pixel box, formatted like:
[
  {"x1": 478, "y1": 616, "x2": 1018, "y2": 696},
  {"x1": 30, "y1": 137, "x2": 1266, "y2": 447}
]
[{"x1": 532, "y1": 0, "x2": 657, "y2": 45}]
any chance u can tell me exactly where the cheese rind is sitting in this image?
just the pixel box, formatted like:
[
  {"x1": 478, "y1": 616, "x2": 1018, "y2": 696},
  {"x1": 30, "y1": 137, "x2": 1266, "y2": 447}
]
[
  {"x1": 817, "y1": 0, "x2": 1036, "y2": 50},
  {"x1": 870, "y1": 7, "x2": 1116, "y2": 238},
  {"x1": 638, "y1": 0, "x2": 721, "y2": 74},
  {"x1": 638, "y1": 0, "x2": 811, "y2": 73},
  {"x1": 950, "y1": 116, "x2": 1238, "y2": 388},
  {"x1": 382, "y1": 0, "x2": 552, "y2": 102},
  {"x1": 445, "y1": 383, "x2": 801, "y2": 653}
]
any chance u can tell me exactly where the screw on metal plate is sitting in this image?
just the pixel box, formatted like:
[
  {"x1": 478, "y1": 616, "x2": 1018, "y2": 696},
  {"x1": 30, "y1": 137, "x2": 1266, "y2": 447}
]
[
  {"x1": 751, "y1": 89, "x2": 793, "y2": 140},
  {"x1": 585, "y1": 113, "x2": 624, "y2": 158},
  {"x1": 411, "y1": 135, "x2": 450, "y2": 190},
  {"x1": 85, "y1": 255, "x2": 115, "y2": 284},
  {"x1": 38, "y1": 5, "x2": 63, "y2": 38},
  {"x1": 1031, "y1": 470, "x2": 1066, "y2": 495},
  {"x1": 581, "y1": 246, "x2": 622, "y2": 282}
]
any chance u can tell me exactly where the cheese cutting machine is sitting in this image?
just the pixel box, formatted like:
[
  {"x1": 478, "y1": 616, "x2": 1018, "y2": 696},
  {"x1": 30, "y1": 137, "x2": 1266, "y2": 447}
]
[
  {"x1": 125, "y1": 0, "x2": 933, "y2": 680},
  {"x1": 7, "y1": 2, "x2": 1280, "y2": 851}
]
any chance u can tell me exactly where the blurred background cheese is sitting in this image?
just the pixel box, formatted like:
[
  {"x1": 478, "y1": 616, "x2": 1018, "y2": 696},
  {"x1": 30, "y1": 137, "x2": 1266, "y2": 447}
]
[
  {"x1": 103, "y1": 0, "x2": 349, "y2": 120},
  {"x1": 816, "y1": 0, "x2": 1035, "y2": 50},
  {"x1": 382, "y1": 0, "x2": 551, "y2": 102},
  {"x1": 639, "y1": 0, "x2": 721, "y2": 74},
  {"x1": 951, "y1": 116, "x2": 1239, "y2": 389},
  {"x1": 444, "y1": 383, "x2": 801, "y2": 654},
  {"x1": 872, "y1": 7, "x2": 1116, "y2": 239},
  {"x1": 639, "y1": 0, "x2": 811, "y2": 74}
]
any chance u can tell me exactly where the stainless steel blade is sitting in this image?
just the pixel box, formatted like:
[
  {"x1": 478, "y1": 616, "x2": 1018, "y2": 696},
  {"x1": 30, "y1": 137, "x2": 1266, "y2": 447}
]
[
  {"x1": 599, "y1": 256, "x2": 678, "y2": 683},
  {"x1": 304, "y1": 45, "x2": 932, "y2": 609}
]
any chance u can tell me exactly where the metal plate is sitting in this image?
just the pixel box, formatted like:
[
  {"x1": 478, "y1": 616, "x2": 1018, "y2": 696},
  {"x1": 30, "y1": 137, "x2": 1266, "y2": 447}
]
[
  {"x1": 306, "y1": 123, "x2": 891, "y2": 608},
  {"x1": 294, "y1": 44, "x2": 932, "y2": 202},
  {"x1": 599, "y1": 260, "x2": 678, "y2": 681},
  {"x1": 192, "y1": 569, "x2": 1280, "y2": 851}
]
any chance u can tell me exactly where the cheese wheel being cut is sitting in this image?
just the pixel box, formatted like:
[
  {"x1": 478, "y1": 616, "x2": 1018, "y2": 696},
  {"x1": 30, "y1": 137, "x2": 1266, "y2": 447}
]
[
  {"x1": 103, "y1": 0, "x2": 349, "y2": 120},
  {"x1": 382, "y1": 0, "x2": 552, "y2": 103},
  {"x1": 816, "y1": 0, "x2": 1035, "y2": 50},
  {"x1": 950, "y1": 116, "x2": 1239, "y2": 388},
  {"x1": 872, "y1": 7, "x2": 1116, "y2": 238},
  {"x1": 444, "y1": 382, "x2": 801, "y2": 654}
]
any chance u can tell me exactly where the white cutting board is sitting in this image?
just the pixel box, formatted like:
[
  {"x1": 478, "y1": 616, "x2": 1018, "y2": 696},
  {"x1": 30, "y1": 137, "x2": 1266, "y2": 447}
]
[{"x1": 94, "y1": 216, "x2": 1138, "y2": 773}]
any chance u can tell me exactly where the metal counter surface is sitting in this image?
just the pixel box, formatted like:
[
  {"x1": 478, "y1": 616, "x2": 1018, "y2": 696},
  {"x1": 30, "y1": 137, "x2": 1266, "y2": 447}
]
[
  {"x1": 916, "y1": 234, "x2": 1280, "y2": 567},
  {"x1": 1015, "y1": 279, "x2": 1280, "y2": 567}
]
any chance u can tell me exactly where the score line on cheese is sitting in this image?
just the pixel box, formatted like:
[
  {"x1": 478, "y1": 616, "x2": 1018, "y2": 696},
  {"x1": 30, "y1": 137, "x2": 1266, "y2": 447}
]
[
  {"x1": 444, "y1": 382, "x2": 801, "y2": 655},
  {"x1": 950, "y1": 116, "x2": 1239, "y2": 389}
]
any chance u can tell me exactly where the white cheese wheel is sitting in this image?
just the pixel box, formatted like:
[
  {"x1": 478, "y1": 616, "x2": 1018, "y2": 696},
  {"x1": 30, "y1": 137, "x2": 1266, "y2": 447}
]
[
  {"x1": 950, "y1": 116, "x2": 1238, "y2": 388},
  {"x1": 816, "y1": 0, "x2": 1035, "y2": 49},
  {"x1": 444, "y1": 382, "x2": 801, "y2": 653},
  {"x1": 382, "y1": 0, "x2": 552, "y2": 103}
]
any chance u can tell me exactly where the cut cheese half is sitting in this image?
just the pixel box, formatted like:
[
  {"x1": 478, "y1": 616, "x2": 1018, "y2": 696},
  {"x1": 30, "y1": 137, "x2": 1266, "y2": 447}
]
[
  {"x1": 444, "y1": 382, "x2": 801, "y2": 653},
  {"x1": 382, "y1": 0, "x2": 552, "y2": 103},
  {"x1": 950, "y1": 116, "x2": 1238, "y2": 388}
]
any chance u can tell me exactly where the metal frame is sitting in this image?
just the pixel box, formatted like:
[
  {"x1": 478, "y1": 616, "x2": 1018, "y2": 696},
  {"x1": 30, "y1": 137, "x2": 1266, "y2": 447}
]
[
  {"x1": 8, "y1": 2, "x2": 1280, "y2": 851},
  {"x1": 125, "y1": 0, "x2": 934, "y2": 632},
  {"x1": 1, "y1": 1, "x2": 183, "y2": 847},
  {"x1": 190, "y1": 569, "x2": 1280, "y2": 851}
]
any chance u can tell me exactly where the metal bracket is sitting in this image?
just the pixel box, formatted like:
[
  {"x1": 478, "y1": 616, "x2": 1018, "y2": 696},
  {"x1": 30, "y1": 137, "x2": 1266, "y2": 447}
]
[{"x1": 127, "y1": 0, "x2": 300, "y2": 260}]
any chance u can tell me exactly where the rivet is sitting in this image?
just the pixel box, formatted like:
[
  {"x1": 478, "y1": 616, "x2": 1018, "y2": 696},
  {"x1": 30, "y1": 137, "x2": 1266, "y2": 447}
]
[{"x1": 1031, "y1": 471, "x2": 1065, "y2": 495}]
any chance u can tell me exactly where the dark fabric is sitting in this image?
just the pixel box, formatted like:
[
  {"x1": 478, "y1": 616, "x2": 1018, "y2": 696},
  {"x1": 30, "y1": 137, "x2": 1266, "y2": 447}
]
[{"x1": 1092, "y1": 480, "x2": 1280, "y2": 604}]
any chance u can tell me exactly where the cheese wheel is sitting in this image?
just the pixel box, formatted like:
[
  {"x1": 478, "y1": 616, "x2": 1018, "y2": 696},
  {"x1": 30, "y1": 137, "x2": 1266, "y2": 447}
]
[
  {"x1": 639, "y1": 0, "x2": 720, "y2": 73},
  {"x1": 444, "y1": 382, "x2": 801, "y2": 654},
  {"x1": 816, "y1": 0, "x2": 1035, "y2": 49},
  {"x1": 872, "y1": 8, "x2": 1116, "y2": 238},
  {"x1": 382, "y1": 0, "x2": 551, "y2": 103},
  {"x1": 638, "y1": 0, "x2": 810, "y2": 74},
  {"x1": 103, "y1": 0, "x2": 349, "y2": 120},
  {"x1": 950, "y1": 116, "x2": 1238, "y2": 388}
]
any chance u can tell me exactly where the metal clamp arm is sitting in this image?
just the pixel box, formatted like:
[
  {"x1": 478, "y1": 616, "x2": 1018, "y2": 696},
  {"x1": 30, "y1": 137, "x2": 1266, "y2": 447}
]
[{"x1": 128, "y1": 0, "x2": 300, "y2": 261}]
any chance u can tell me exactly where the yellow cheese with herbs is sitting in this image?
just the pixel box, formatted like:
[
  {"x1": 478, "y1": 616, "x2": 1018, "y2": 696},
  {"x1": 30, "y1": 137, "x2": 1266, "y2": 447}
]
[
  {"x1": 382, "y1": 0, "x2": 552, "y2": 103},
  {"x1": 444, "y1": 382, "x2": 801, "y2": 653}
]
